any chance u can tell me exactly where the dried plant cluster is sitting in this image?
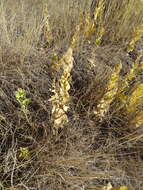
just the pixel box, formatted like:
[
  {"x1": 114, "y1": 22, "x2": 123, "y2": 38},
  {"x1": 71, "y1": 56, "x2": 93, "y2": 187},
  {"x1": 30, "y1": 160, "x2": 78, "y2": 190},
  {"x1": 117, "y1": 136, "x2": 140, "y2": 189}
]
[
  {"x1": 49, "y1": 47, "x2": 73, "y2": 132},
  {"x1": 94, "y1": 63, "x2": 122, "y2": 119},
  {"x1": 0, "y1": 0, "x2": 143, "y2": 190}
]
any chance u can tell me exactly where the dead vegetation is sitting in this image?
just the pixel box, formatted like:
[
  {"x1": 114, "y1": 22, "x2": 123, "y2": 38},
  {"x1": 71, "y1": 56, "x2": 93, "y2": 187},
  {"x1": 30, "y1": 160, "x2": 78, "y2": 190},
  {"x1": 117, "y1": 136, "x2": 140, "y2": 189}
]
[{"x1": 0, "y1": 0, "x2": 143, "y2": 189}]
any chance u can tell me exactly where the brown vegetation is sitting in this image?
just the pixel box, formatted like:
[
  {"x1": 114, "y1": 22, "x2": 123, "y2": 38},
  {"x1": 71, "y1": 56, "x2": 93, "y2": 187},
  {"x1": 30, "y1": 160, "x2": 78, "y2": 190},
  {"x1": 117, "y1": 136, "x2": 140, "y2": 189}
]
[{"x1": 0, "y1": 0, "x2": 143, "y2": 189}]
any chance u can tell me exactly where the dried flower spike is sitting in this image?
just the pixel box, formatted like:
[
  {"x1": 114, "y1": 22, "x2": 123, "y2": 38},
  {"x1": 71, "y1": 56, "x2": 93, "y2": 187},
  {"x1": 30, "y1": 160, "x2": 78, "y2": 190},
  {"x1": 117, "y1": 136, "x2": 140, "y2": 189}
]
[
  {"x1": 49, "y1": 48, "x2": 73, "y2": 133},
  {"x1": 94, "y1": 62, "x2": 122, "y2": 119}
]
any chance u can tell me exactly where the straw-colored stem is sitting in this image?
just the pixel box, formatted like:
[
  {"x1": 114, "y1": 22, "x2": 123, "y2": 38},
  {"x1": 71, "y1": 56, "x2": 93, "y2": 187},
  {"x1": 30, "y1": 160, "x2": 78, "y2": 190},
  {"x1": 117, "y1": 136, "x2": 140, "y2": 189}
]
[{"x1": 94, "y1": 62, "x2": 122, "y2": 119}]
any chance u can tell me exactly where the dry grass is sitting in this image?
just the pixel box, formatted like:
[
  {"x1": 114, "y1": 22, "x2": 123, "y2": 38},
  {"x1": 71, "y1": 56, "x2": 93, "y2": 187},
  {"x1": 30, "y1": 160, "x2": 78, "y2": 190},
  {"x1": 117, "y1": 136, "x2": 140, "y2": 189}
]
[{"x1": 0, "y1": 0, "x2": 143, "y2": 190}]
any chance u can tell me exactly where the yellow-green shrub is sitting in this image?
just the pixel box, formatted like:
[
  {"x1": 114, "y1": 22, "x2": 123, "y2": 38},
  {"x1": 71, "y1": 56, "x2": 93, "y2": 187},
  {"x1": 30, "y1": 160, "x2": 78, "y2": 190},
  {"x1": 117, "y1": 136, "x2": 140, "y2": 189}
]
[{"x1": 94, "y1": 62, "x2": 122, "y2": 119}]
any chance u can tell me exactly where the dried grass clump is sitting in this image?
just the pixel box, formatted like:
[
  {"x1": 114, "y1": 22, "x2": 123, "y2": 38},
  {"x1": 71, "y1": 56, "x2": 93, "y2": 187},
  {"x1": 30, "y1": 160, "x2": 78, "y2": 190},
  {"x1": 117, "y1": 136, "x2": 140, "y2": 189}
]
[
  {"x1": 0, "y1": 33, "x2": 52, "y2": 189},
  {"x1": 90, "y1": 0, "x2": 143, "y2": 47},
  {"x1": 0, "y1": 0, "x2": 143, "y2": 190},
  {"x1": 0, "y1": 0, "x2": 43, "y2": 59}
]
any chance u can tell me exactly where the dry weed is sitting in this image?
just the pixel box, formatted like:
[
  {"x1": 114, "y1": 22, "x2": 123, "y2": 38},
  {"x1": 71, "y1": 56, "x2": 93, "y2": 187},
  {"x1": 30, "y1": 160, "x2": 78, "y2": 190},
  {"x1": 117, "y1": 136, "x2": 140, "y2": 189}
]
[{"x1": 0, "y1": 0, "x2": 143, "y2": 190}]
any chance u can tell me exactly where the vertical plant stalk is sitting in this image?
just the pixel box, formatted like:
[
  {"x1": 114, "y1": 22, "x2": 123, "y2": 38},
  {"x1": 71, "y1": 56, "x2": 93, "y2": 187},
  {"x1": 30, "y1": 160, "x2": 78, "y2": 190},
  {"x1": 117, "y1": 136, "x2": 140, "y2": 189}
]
[
  {"x1": 87, "y1": 0, "x2": 105, "y2": 41},
  {"x1": 94, "y1": 62, "x2": 122, "y2": 119},
  {"x1": 127, "y1": 24, "x2": 143, "y2": 52},
  {"x1": 15, "y1": 88, "x2": 31, "y2": 123},
  {"x1": 71, "y1": 0, "x2": 105, "y2": 47},
  {"x1": 94, "y1": 0, "x2": 105, "y2": 46},
  {"x1": 43, "y1": 4, "x2": 53, "y2": 43},
  {"x1": 126, "y1": 83, "x2": 143, "y2": 113},
  {"x1": 117, "y1": 54, "x2": 143, "y2": 104},
  {"x1": 49, "y1": 48, "x2": 73, "y2": 133},
  {"x1": 71, "y1": 11, "x2": 85, "y2": 48},
  {"x1": 84, "y1": 13, "x2": 95, "y2": 40},
  {"x1": 50, "y1": 10, "x2": 89, "y2": 133},
  {"x1": 93, "y1": 0, "x2": 105, "y2": 23},
  {"x1": 126, "y1": 83, "x2": 143, "y2": 130},
  {"x1": 49, "y1": 2, "x2": 105, "y2": 131},
  {"x1": 95, "y1": 26, "x2": 105, "y2": 46}
]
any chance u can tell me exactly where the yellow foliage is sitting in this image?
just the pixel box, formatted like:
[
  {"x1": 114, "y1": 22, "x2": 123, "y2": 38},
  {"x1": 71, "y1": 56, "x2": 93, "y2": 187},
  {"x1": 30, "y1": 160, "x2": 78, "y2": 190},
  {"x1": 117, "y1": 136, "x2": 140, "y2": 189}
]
[
  {"x1": 95, "y1": 26, "x2": 105, "y2": 46},
  {"x1": 111, "y1": 187, "x2": 131, "y2": 190},
  {"x1": 19, "y1": 147, "x2": 29, "y2": 159},
  {"x1": 71, "y1": 0, "x2": 105, "y2": 46},
  {"x1": 102, "y1": 183, "x2": 131, "y2": 190},
  {"x1": 84, "y1": 13, "x2": 95, "y2": 39},
  {"x1": 49, "y1": 47, "x2": 73, "y2": 132},
  {"x1": 96, "y1": 0, "x2": 143, "y2": 45},
  {"x1": 71, "y1": 11, "x2": 85, "y2": 48},
  {"x1": 94, "y1": 0, "x2": 105, "y2": 46},
  {"x1": 128, "y1": 24, "x2": 143, "y2": 52},
  {"x1": 71, "y1": 11, "x2": 95, "y2": 47},
  {"x1": 118, "y1": 54, "x2": 143, "y2": 104},
  {"x1": 127, "y1": 83, "x2": 143, "y2": 113},
  {"x1": 124, "y1": 60, "x2": 143, "y2": 83},
  {"x1": 94, "y1": 62, "x2": 122, "y2": 119},
  {"x1": 93, "y1": 0, "x2": 105, "y2": 23}
]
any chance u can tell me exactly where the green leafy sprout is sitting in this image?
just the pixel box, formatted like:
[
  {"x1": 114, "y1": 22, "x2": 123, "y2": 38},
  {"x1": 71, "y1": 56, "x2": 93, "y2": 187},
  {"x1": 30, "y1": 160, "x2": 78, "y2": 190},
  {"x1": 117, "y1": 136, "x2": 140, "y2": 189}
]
[
  {"x1": 19, "y1": 147, "x2": 30, "y2": 159},
  {"x1": 15, "y1": 88, "x2": 31, "y2": 113}
]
